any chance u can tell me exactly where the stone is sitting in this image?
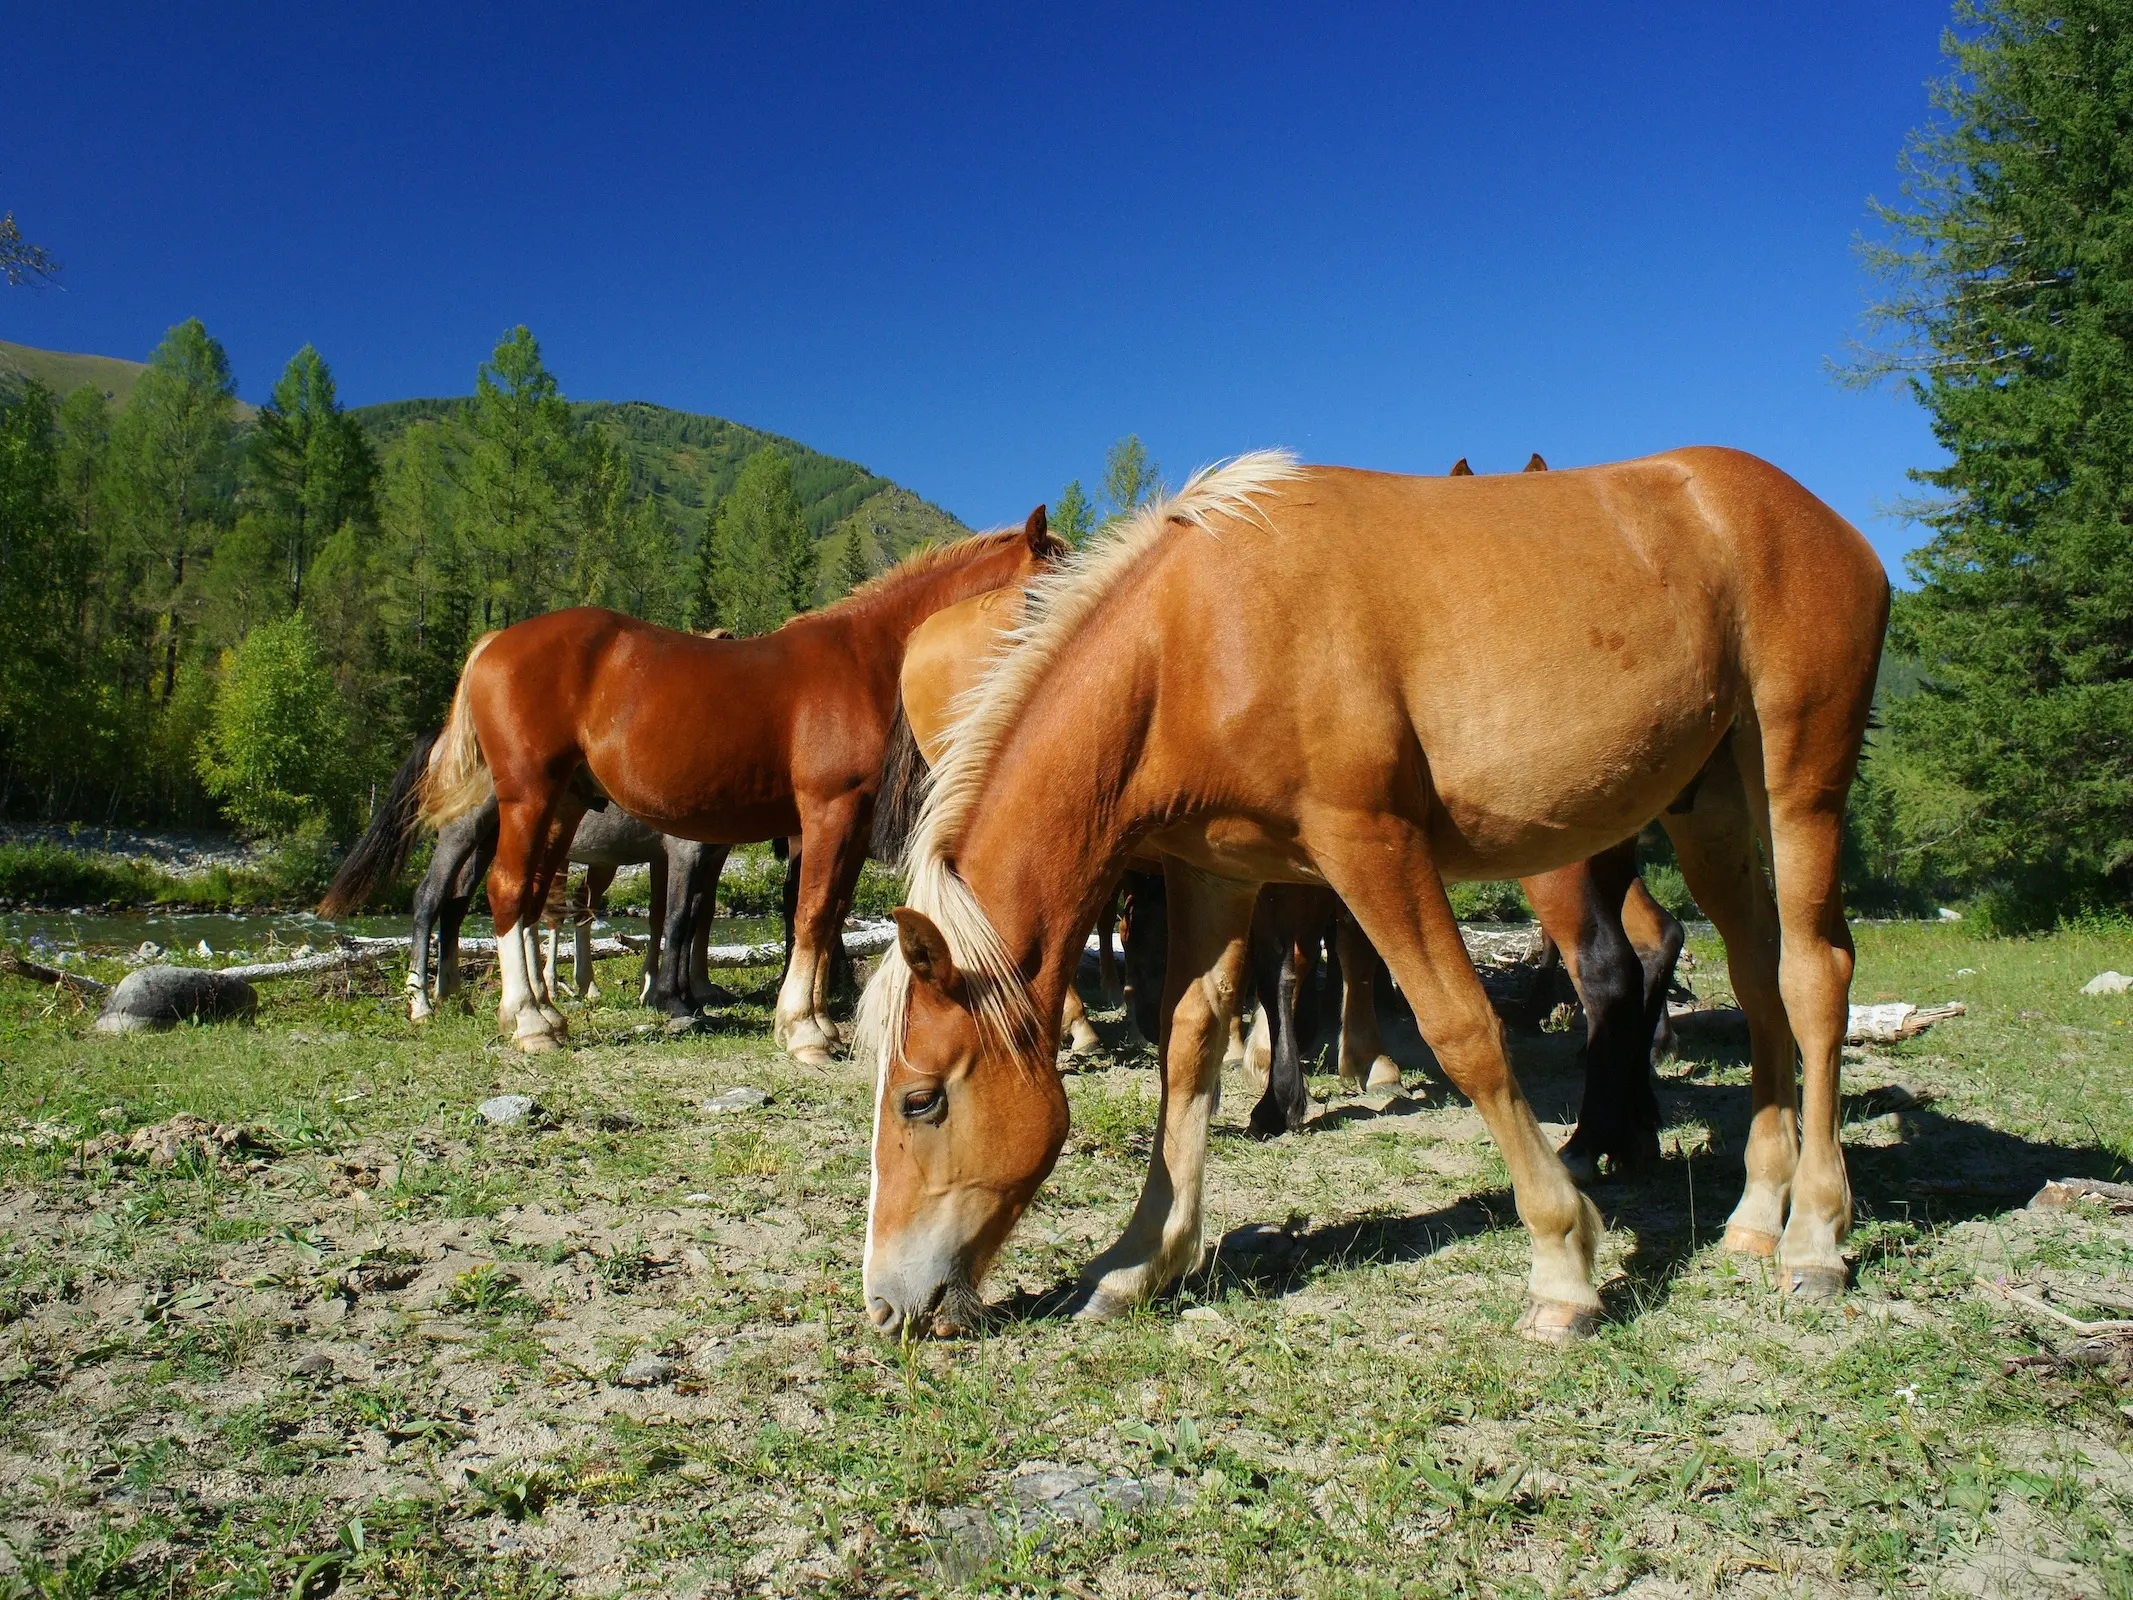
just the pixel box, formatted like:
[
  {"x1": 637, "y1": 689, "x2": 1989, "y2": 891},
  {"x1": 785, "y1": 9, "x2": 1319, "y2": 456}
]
[
  {"x1": 2081, "y1": 970, "x2": 2133, "y2": 996},
  {"x1": 94, "y1": 967, "x2": 256, "y2": 1034},
  {"x1": 292, "y1": 1352, "x2": 335, "y2": 1376},
  {"x1": 133, "y1": 941, "x2": 164, "y2": 963},
  {"x1": 615, "y1": 1353, "x2": 677, "y2": 1388},
  {"x1": 702, "y1": 1087, "x2": 770, "y2": 1114},
  {"x1": 476, "y1": 1094, "x2": 540, "y2": 1128}
]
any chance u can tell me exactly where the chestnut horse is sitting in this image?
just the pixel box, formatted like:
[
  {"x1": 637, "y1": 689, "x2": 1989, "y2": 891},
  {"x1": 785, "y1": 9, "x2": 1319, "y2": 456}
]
[
  {"x1": 418, "y1": 511, "x2": 1065, "y2": 1060},
  {"x1": 861, "y1": 449, "x2": 1886, "y2": 1342},
  {"x1": 908, "y1": 473, "x2": 1684, "y2": 1168}
]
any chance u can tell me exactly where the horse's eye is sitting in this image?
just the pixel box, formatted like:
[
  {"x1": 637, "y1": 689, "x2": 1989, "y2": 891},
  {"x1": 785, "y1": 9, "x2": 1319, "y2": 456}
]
[{"x1": 900, "y1": 1086, "x2": 945, "y2": 1121}]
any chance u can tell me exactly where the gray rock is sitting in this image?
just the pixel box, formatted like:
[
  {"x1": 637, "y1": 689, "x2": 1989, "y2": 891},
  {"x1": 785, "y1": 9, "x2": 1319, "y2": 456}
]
[
  {"x1": 702, "y1": 1086, "x2": 770, "y2": 1114},
  {"x1": 94, "y1": 966, "x2": 256, "y2": 1034},
  {"x1": 615, "y1": 1353, "x2": 677, "y2": 1388},
  {"x1": 476, "y1": 1094, "x2": 539, "y2": 1128},
  {"x1": 292, "y1": 1352, "x2": 335, "y2": 1377},
  {"x1": 2081, "y1": 970, "x2": 2133, "y2": 996}
]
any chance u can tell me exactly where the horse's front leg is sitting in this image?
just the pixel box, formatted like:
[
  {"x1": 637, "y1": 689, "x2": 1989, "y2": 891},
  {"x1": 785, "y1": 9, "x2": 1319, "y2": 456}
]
[
  {"x1": 1075, "y1": 863, "x2": 1257, "y2": 1318},
  {"x1": 777, "y1": 794, "x2": 869, "y2": 1066},
  {"x1": 577, "y1": 863, "x2": 615, "y2": 1001}
]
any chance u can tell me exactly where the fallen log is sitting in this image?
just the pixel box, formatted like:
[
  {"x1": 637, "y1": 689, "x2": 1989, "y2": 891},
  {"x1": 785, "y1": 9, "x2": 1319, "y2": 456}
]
[
  {"x1": 344, "y1": 920, "x2": 899, "y2": 971},
  {"x1": 0, "y1": 949, "x2": 111, "y2": 999}
]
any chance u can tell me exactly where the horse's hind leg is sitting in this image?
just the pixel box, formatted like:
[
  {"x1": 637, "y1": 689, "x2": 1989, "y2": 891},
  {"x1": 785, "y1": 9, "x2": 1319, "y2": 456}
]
[
  {"x1": 1759, "y1": 719, "x2": 1868, "y2": 1300},
  {"x1": 1097, "y1": 888, "x2": 1124, "y2": 1006},
  {"x1": 1660, "y1": 753, "x2": 1796, "y2": 1262},
  {"x1": 1247, "y1": 894, "x2": 1311, "y2": 1137},
  {"x1": 1062, "y1": 980, "x2": 1101, "y2": 1055},
  {"x1": 1533, "y1": 844, "x2": 1663, "y2": 1186},
  {"x1": 1317, "y1": 814, "x2": 1602, "y2": 1342},
  {"x1": 1622, "y1": 874, "x2": 1685, "y2": 1062},
  {"x1": 490, "y1": 797, "x2": 581, "y2": 1052},
  {"x1": 778, "y1": 795, "x2": 869, "y2": 1065},
  {"x1": 1334, "y1": 910, "x2": 1401, "y2": 1092},
  {"x1": 577, "y1": 863, "x2": 615, "y2": 1001}
]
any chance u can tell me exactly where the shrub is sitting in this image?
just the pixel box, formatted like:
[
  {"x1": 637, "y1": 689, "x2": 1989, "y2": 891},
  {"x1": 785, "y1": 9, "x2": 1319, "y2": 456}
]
[{"x1": 196, "y1": 614, "x2": 353, "y2": 838}]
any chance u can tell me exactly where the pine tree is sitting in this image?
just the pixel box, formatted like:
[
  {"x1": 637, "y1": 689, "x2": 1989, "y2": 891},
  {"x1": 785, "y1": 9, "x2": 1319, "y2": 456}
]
[
  {"x1": 1053, "y1": 480, "x2": 1094, "y2": 545},
  {"x1": 836, "y1": 527, "x2": 872, "y2": 596},
  {"x1": 111, "y1": 319, "x2": 237, "y2": 703},
  {"x1": 711, "y1": 448, "x2": 810, "y2": 636},
  {"x1": 246, "y1": 345, "x2": 376, "y2": 613},
  {"x1": 1102, "y1": 435, "x2": 1162, "y2": 523},
  {"x1": 459, "y1": 326, "x2": 575, "y2": 631},
  {"x1": 1850, "y1": 0, "x2": 2133, "y2": 919},
  {"x1": 375, "y1": 421, "x2": 473, "y2": 740}
]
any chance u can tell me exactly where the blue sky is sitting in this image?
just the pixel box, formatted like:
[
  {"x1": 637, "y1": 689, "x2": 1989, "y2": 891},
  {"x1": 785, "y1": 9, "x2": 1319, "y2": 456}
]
[{"x1": 4, "y1": 2, "x2": 1952, "y2": 571}]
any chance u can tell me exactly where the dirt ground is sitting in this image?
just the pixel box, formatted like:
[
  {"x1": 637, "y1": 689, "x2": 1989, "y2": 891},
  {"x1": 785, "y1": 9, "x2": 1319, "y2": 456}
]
[{"x1": 0, "y1": 922, "x2": 2130, "y2": 1596}]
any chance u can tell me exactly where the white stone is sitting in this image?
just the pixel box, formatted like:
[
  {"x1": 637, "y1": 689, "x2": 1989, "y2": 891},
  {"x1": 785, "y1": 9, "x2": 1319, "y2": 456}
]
[
  {"x1": 702, "y1": 1087, "x2": 770, "y2": 1113},
  {"x1": 476, "y1": 1094, "x2": 539, "y2": 1127},
  {"x1": 2081, "y1": 971, "x2": 2133, "y2": 996}
]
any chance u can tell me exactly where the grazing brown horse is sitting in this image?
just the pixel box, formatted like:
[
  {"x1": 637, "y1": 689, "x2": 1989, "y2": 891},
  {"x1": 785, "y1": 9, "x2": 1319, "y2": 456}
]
[
  {"x1": 418, "y1": 511, "x2": 1065, "y2": 1060},
  {"x1": 860, "y1": 448, "x2": 1886, "y2": 1343}
]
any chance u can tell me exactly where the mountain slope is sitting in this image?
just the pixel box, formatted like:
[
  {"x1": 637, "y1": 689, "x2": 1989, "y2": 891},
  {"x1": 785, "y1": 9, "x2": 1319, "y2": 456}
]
[
  {"x1": 353, "y1": 395, "x2": 968, "y2": 566},
  {"x1": 0, "y1": 337, "x2": 149, "y2": 407},
  {"x1": 0, "y1": 337, "x2": 261, "y2": 417},
  {"x1": 0, "y1": 340, "x2": 967, "y2": 564}
]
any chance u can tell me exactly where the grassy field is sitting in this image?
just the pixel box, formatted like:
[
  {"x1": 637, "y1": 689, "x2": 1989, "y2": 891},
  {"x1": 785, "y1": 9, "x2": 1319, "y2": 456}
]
[{"x1": 0, "y1": 921, "x2": 2129, "y2": 1596}]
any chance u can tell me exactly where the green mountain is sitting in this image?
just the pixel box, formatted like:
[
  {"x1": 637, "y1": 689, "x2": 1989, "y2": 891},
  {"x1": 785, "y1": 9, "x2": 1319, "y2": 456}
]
[
  {"x1": 354, "y1": 396, "x2": 968, "y2": 570},
  {"x1": 0, "y1": 337, "x2": 264, "y2": 419},
  {"x1": 0, "y1": 338, "x2": 966, "y2": 564}
]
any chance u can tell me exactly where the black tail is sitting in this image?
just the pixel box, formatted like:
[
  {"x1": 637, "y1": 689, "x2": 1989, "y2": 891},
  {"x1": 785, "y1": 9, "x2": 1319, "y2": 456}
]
[
  {"x1": 319, "y1": 730, "x2": 439, "y2": 917},
  {"x1": 868, "y1": 703, "x2": 927, "y2": 864}
]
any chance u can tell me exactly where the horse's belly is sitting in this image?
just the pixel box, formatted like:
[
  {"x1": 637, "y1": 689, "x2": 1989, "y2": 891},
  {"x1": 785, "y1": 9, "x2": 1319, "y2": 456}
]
[{"x1": 1422, "y1": 684, "x2": 1728, "y2": 878}]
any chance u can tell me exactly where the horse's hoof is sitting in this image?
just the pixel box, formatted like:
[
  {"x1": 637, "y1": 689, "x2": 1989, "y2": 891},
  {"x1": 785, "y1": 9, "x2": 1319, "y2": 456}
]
[
  {"x1": 1782, "y1": 1262, "x2": 1849, "y2": 1301},
  {"x1": 1514, "y1": 1298, "x2": 1599, "y2": 1345},
  {"x1": 1067, "y1": 1020, "x2": 1100, "y2": 1054},
  {"x1": 1069, "y1": 1286, "x2": 1135, "y2": 1322},
  {"x1": 514, "y1": 1029, "x2": 563, "y2": 1056},
  {"x1": 1722, "y1": 1225, "x2": 1780, "y2": 1259},
  {"x1": 1557, "y1": 1143, "x2": 1601, "y2": 1187},
  {"x1": 1364, "y1": 1057, "x2": 1403, "y2": 1092},
  {"x1": 407, "y1": 1003, "x2": 433, "y2": 1024},
  {"x1": 788, "y1": 1044, "x2": 834, "y2": 1068}
]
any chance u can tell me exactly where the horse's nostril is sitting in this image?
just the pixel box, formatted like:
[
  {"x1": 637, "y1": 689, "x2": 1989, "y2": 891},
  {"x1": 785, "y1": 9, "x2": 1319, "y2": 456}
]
[{"x1": 866, "y1": 1296, "x2": 898, "y2": 1331}]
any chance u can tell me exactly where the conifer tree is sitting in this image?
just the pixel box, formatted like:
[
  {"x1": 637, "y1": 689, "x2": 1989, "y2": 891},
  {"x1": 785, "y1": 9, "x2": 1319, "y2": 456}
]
[
  {"x1": 711, "y1": 448, "x2": 810, "y2": 636},
  {"x1": 1851, "y1": 0, "x2": 2133, "y2": 918},
  {"x1": 459, "y1": 326, "x2": 575, "y2": 630},
  {"x1": 1053, "y1": 481, "x2": 1094, "y2": 545},
  {"x1": 247, "y1": 345, "x2": 376, "y2": 613},
  {"x1": 836, "y1": 526, "x2": 872, "y2": 596}
]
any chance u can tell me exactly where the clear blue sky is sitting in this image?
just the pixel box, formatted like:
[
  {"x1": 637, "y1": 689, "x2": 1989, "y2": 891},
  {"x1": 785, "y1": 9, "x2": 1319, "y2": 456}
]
[{"x1": 4, "y1": 2, "x2": 1953, "y2": 572}]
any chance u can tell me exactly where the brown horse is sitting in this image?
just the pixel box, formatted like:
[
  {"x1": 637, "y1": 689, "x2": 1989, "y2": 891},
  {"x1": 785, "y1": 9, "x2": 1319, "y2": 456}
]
[
  {"x1": 860, "y1": 449, "x2": 1886, "y2": 1342},
  {"x1": 418, "y1": 510, "x2": 1065, "y2": 1060}
]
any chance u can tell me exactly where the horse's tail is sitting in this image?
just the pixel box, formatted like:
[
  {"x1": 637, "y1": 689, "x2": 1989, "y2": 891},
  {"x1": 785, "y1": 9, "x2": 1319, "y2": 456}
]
[
  {"x1": 418, "y1": 632, "x2": 501, "y2": 831},
  {"x1": 868, "y1": 702, "x2": 928, "y2": 865},
  {"x1": 319, "y1": 729, "x2": 439, "y2": 917}
]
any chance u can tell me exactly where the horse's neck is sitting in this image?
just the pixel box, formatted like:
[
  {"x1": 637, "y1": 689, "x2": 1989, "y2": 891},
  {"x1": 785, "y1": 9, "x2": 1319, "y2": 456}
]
[
  {"x1": 839, "y1": 545, "x2": 1028, "y2": 651},
  {"x1": 955, "y1": 633, "x2": 1148, "y2": 1017}
]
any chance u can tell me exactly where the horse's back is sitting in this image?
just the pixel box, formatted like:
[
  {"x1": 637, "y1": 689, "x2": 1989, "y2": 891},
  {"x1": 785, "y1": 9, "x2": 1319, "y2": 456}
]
[{"x1": 1156, "y1": 452, "x2": 1883, "y2": 874}]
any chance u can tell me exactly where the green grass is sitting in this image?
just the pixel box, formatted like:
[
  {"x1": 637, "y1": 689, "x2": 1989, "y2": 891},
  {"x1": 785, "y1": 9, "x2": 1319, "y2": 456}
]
[{"x1": 0, "y1": 923, "x2": 2128, "y2": 1594}]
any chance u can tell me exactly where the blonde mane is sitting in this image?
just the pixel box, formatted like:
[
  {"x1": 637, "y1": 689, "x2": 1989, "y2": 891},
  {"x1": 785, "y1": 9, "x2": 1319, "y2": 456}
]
[{"x1": 857, "y1": 450, "x2": 1305, "y2": 1068}]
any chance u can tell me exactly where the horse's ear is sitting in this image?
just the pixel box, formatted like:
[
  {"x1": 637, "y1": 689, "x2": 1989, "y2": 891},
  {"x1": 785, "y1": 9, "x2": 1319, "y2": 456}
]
[
  {"x1": 1023, "y1": 504, "x2": 1059, "y2": 557},
  {"x1": 1524, "y1": 453, "x2": 1548, "y2": 473},
  {"x1": 894, "y1": 908, "x2": 959, "y2": 992},
  {"x1": 1449, "y1": 458, "x2": 1473, "y2": 477}
]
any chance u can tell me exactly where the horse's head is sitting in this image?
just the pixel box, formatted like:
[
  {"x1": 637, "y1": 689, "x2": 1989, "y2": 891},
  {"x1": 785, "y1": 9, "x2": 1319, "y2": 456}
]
[{"x1": 862, "y1": 906, "x2": 1067, "y2": 1337}]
